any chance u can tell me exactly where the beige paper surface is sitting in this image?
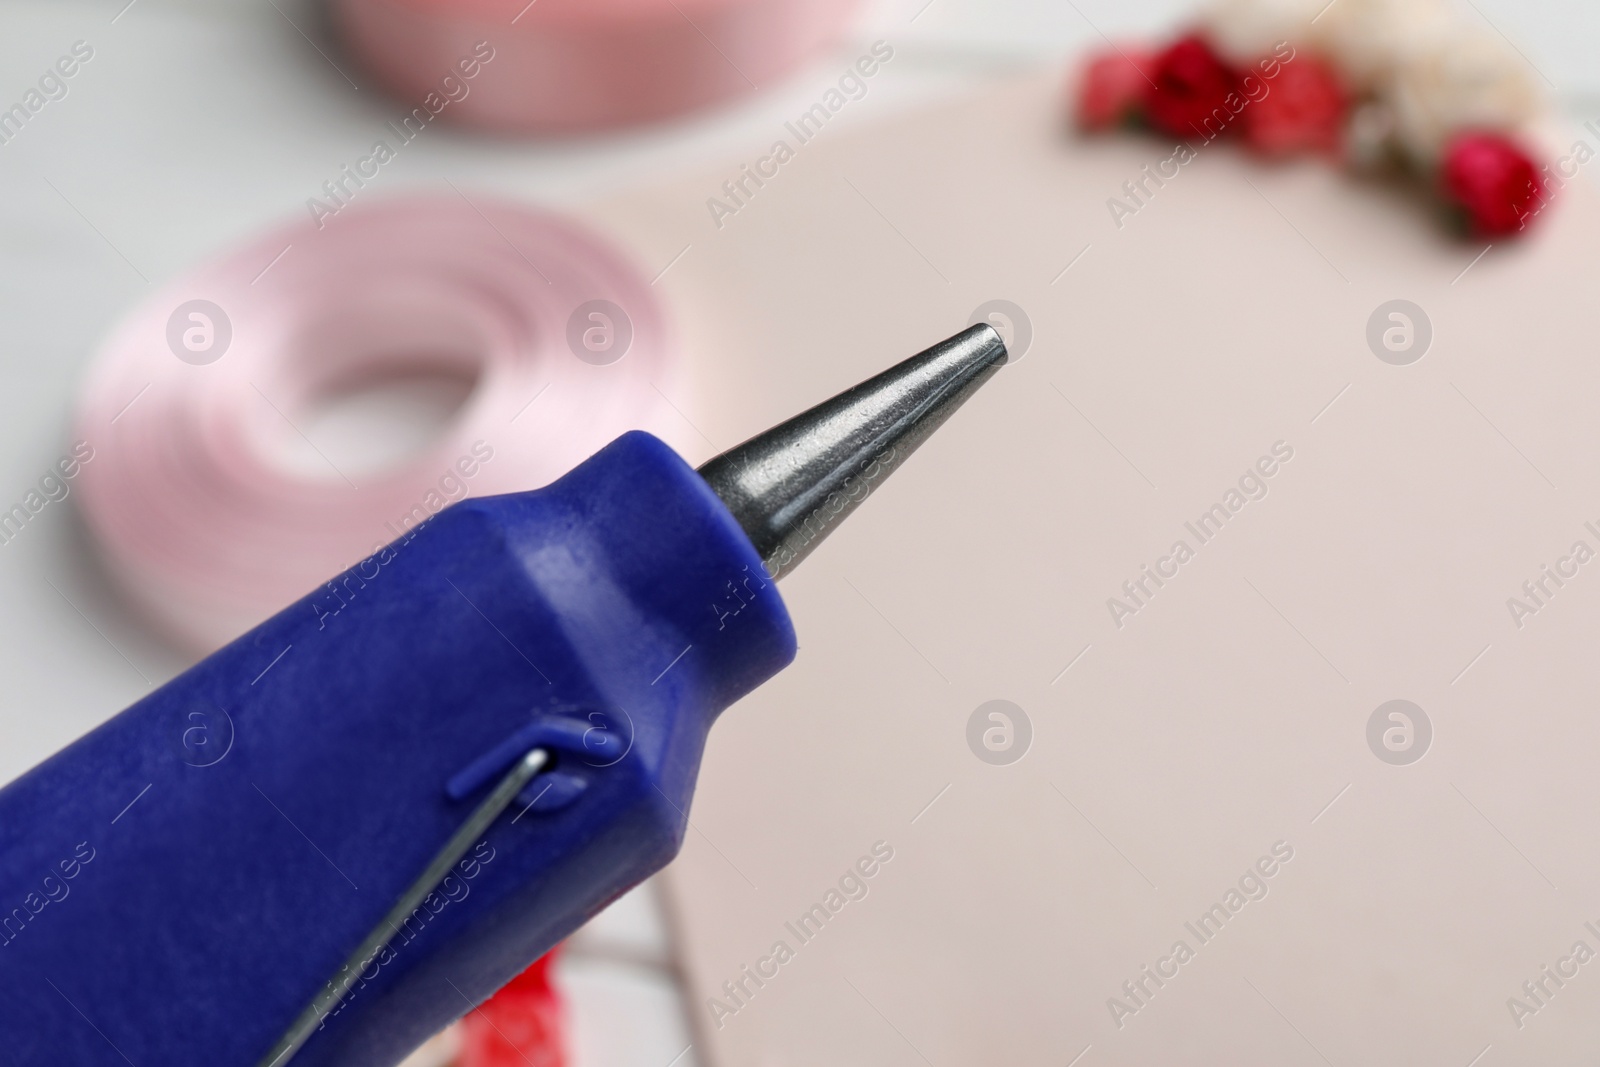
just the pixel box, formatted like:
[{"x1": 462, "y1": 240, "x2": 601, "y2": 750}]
[{"x1": 588, "y1": 74, "x2": 1600, "y2": 1066}]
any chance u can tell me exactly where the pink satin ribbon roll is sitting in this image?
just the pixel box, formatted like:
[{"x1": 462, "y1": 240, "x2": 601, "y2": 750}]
[
  {"x1": 75, "y1": 194, "x2": 677, "y2": 651},
  {"x1": 334, "y1": 0, "x2": 861, "y2": 132}
]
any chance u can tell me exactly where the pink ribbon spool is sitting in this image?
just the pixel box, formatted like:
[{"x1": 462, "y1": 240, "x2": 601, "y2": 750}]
[
  {"x1": 333, "y1": 0, "x2": 862, "y2": 132},
  {"x1": 74, "y1": 194, "x2": 677, "y2": 651}
]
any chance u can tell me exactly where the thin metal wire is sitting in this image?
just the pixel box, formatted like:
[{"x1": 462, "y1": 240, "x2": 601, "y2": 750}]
[{"x1": 257, "y1": 747, "x2": 550, "y2": 1067}]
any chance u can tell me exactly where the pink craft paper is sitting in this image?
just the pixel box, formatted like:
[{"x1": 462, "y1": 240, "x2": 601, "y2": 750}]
[{"x1": 591, "y1": 72, "x2": 1600, "y2": 1065}]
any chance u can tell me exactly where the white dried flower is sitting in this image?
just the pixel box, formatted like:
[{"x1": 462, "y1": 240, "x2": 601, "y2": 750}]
[
  {"x1": 1195, "y1": 0, "x2": 1548, "y2": 169},
  {"x1": 1200, "y1": 0, "x2": 1323, "y2": 64},
  {"x1": 1311, "y1": 0, "x2": 1455, "y2": 91},
  {"x1": 1383, "y1": 23, "x2": 1542, "y2": 163}
]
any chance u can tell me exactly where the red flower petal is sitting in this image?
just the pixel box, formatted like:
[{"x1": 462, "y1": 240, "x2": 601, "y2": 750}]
[
  {"x1": 1241, "y1": 53, "x2": 1347, "y2": 158},
  {"x1": 1143, "y1": 34, "x2": 1241, "y2": 140},
  {"x1": 458, "y1": 950, "x2": 569, "y2": 1067},
  {"x1": 1440, "y1": 132, "x2": 1548, "y2": 237},
  {"x1": 1074, "y1": 47, "x2": 1156, "y2": 131}
]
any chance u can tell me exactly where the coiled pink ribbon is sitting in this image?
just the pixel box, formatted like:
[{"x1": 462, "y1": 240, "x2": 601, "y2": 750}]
[
  {"x1": 75, "y1": 194, "x2": 676, "y2": 651},
  {"x1": 334, "y1": 0, "x2": 861, "y2": 132}
]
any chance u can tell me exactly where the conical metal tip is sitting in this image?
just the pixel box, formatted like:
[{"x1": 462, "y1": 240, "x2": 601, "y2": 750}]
[{"x1": 697, "y1": 323, "x2": 1008, "y2": 580}]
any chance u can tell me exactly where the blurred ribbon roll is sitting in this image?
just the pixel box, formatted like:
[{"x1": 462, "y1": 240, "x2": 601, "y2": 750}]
[
  {"x1": 74, "y1": 194, "x2": 676, "y2": 651},
  {"x1": 333, "y1": 0, "x2": 861, "y2": 132}
]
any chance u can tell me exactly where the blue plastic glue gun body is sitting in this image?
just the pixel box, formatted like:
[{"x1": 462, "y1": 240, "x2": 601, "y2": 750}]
[{"x1": 0, "y1": 324, "x2": 1007, "y2": 1066}]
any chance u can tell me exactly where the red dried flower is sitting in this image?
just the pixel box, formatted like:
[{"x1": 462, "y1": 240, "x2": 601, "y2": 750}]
[
  {"x1": 1075, "y1": 47, "x2": 1156, "y2": 131},
  {"x1": 1440, "y1": 132, "x2": 1547, "y2": 237},
  {"x1": 1242, "y1": 53, "x2": 1347, "y2": 157},
  {"x1": 1143, "y1": 34, "x2": 1240, "y2": 140},
  {"x1": 459, "y1": 950, "x2": 568, "y2": 1067}
]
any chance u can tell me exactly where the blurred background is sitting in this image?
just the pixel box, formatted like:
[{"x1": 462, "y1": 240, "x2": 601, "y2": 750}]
[{"x1": 2, "y1": 0, "x2": 1597, "y2": 1065}]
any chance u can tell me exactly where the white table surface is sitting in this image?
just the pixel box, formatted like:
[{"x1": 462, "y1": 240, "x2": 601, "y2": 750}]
[{"x1": 0, "y1": 1, "x2": 1590, "y2": 1065}]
